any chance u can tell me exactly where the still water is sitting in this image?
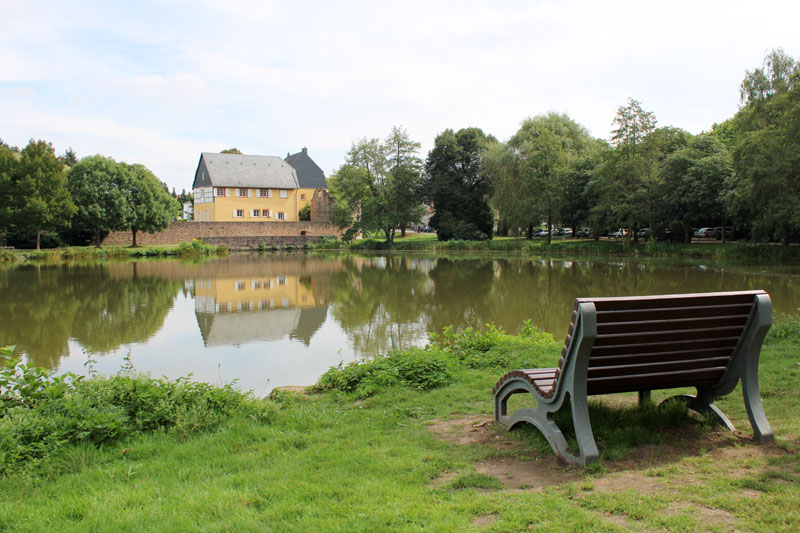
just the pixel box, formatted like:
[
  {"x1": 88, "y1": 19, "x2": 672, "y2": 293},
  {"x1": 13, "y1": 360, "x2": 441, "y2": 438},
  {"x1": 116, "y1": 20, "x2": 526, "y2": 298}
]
[{"x1": 2, "y1": 253, "x2": 799, "y2": 394}]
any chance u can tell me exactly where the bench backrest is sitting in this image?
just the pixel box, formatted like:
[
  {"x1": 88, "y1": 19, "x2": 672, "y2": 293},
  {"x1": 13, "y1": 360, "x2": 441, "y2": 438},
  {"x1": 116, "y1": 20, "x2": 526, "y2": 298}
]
[{"x1": 559, "y1": 290, "x2": 766, "y2": 395}]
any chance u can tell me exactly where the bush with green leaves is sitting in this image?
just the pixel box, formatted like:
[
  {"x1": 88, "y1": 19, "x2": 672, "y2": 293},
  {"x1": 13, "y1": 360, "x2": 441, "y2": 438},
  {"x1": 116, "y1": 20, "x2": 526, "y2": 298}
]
[
  {"x1": 0, "y1": 346, "x2": 274, "y2": 473},
  {"x1": 313, "y1": 348, "x2": 450, "y2": 397},
  {"x1": 427, "y1": 320, "x2": 558, "y2": 369}
]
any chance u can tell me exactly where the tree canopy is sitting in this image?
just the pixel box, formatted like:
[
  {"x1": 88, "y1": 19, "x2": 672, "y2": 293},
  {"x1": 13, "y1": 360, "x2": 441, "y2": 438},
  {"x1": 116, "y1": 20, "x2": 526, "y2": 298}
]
[
  {"x1": 329, "y1": 126, "x2": 425, "y2": 242},
  {"x1": 424, "y1": 127, "x2": 495, "y2": 241},
  {"x1": 11, "y1": 140, "x2": 76, "y2": 249}
]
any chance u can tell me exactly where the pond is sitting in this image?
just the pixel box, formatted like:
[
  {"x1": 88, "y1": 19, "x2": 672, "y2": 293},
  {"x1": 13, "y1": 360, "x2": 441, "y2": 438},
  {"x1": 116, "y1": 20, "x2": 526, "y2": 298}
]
[{"x1": 2, "y1": 253, "x2": 799, "y2": 395}]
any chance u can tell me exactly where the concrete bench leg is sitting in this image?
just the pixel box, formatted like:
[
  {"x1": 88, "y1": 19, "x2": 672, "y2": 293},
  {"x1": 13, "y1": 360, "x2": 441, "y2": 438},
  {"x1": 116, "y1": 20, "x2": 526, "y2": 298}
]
[
  {"x1": 661, "y1": 387, "x2": 735, "y2": 432},
  {"x1": 741, "y1": 365, "x2": 774, "y2": 443}
]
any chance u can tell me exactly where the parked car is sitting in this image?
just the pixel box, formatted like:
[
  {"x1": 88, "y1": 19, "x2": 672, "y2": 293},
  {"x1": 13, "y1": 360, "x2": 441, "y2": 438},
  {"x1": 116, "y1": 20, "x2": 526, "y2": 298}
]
[
  {"x1": 610, "y1": 228, "x2": 628, "y2": 239},
  {"x1": 532, "y1": 228, "x2": 549, "y2": 238},
  {"x1": 576, "y1": 228, "x2": 591, "y2": 238},
  {"x1": 637, "y1": 228, "x2": 650, "y2": 240},
  {"x1": 562, "y1": 228, "x2": 573, "y2": 237},
  {"x1": 694, "y1": 227, "x2": 715, "y2": 239}
]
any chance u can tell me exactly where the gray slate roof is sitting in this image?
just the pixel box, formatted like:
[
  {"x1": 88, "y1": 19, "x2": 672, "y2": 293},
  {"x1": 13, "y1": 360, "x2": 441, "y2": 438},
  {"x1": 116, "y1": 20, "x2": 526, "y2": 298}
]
[
  {"x1": 199, "y1": 153, "x2": 299, "y2": 189},
  {"x1": 285, "y1": 148, "x2": 327, "y2": 189}
]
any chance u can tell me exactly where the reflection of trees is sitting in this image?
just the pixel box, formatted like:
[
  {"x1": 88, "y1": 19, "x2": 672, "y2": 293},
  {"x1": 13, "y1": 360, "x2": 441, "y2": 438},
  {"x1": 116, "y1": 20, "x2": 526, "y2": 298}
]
[
  {"x1": 0, "y1": 264, "x2": 181, "y2": 368},
  {"x1": 326, "y1": 254, "x2": 799, "y2": 357},
  {"x1": 329, "y1": 256, "x2": 432, "y2": 356}
]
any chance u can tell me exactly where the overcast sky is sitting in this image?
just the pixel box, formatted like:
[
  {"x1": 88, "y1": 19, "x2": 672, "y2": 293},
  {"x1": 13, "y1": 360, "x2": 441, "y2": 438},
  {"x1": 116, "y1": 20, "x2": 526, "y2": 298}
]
[{"x1": 2, "y1": 0, "x2": 799, "y2": 192}]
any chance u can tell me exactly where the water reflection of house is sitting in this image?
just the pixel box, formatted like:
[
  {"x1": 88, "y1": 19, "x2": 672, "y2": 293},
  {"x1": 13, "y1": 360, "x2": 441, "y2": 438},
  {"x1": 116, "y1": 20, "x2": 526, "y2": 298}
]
[{"x1": 193, "y1": 275, "x2": 327, "y2": 347}]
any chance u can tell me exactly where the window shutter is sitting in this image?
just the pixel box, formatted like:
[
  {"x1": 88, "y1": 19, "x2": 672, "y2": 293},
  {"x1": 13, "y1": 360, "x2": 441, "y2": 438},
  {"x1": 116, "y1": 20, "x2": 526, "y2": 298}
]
[
  {"x1": 235, "y1": 189, "x2": 240, "y2": 197},
  {"x1": 233, "y1": 209, "x2": 237, "y2": 217},
  {"x1": 248, "y1": 189, "x2": 252, "y2": 197}
]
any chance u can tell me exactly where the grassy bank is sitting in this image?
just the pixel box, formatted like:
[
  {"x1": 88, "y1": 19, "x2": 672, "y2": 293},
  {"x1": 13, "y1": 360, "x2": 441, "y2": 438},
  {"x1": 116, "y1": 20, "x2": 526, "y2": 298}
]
[
  {"x1": 0, "y1": 320, "x2": 797, "y2": 531},
  {"x1": 312, "y1": 234, "x2": 800, "y2": 262},
  {"x1": 0, "y1": 239, "x2": 228, "y2": 263}
]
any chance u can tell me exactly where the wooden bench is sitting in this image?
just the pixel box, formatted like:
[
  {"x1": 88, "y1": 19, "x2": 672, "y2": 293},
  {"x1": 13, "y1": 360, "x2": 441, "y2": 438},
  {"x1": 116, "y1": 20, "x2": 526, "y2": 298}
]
[{"x1": 493, "y1": 290, "x2": 774, "y2": 465}]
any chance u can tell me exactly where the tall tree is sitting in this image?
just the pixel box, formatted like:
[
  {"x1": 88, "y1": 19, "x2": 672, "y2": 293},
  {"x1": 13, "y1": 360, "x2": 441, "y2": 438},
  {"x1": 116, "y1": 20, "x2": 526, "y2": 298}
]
[
  {"x1": 330, "y1": 128, "x2": 425, "y2": 243},
  {"x1": 0, "y1": 144, "x2": 18, "y2": 246},
  {"x1": 740, "y1": 48, "x2": 799, "y2": 106},
  {"x1": 68, "y1": 155, "x2": 130, "y2": 247},
  {"x1": 660, "y1": 134, "x2": 732, "y2": 241},
  {"x1": 424, "y1": 128, "x2": 495, "y2": 241},
  {"x1": 596, "y1": 98, "x2": 659, "y2": 239},
  {"x1": 126, "y1": 164, "x2": 178, "y2": 247},
  {"x1": 486, "y1": 113, "x2": 591, "y2": 242},
  {"x1": 13, "y1": 140, "x2": 76, "y2": 250},
  {"x1": 730, "y1": 49, "x2": 800, "y2": 244}
]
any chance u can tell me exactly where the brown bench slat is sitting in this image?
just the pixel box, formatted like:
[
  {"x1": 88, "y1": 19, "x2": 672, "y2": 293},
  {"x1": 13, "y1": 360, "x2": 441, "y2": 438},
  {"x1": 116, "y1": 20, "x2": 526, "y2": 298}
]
[
  {"x1": 596, "y1": 303, "x2": 753, "y2": 323},
  {"x1": 597, "y1": 315, "x2": 750, "y2": 335},
  {"x1": 587, "y1": 357, "x2": 730, "y2": 379},
  {"x1": 594, "y1": 326, "x2": 746, "y2": 346},
  {"x1": 591, "y1": 337, "x2": 739, "y2": 356},
  {"x1": 589, "y1": 346, "x2": 734, "y2": 366},
  {"x1": 587, "y1": 366, "x2": 726, "y2": 394},
  {"x1": 581, "y1": 291, "x2": 763, "y2": 311}
]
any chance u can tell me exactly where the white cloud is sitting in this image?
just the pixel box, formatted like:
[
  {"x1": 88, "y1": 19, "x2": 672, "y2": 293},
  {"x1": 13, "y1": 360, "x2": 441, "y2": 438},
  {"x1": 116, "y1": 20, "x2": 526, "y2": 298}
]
[{"x1": 2, "y1": 0, "x2": 800, "y2": 187}]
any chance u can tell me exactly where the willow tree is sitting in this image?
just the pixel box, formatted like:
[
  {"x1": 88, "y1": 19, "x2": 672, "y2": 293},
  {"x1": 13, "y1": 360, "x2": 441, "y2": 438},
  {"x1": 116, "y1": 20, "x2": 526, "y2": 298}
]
[{"x1": 486, "y1": 113, "x2": 591, "y2": 242}]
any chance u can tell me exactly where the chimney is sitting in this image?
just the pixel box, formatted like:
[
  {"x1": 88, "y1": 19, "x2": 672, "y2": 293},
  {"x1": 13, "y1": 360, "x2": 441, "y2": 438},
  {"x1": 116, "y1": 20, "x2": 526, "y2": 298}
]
[{"x1": 302, "y1": 147, "x2": 307, "y2": 154}]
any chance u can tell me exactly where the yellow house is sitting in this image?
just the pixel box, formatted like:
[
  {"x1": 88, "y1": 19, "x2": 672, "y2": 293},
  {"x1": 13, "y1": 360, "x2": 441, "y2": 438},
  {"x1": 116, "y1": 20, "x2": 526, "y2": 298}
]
[
  {"x1": 192, "y1": 149, "x2": 327, "y2": 222},
  {"x1": 285, "y1": 147, "x2": 328, "y2": 214}
]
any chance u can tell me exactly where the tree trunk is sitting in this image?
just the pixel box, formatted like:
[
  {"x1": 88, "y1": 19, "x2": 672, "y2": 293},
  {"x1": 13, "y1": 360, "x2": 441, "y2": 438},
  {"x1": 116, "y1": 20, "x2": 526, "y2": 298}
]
[
  {"x1": 132, "y1": 229, "x2": 138, "y2": 247},
  {"x1": 36, "y1": 230, "x2": 41, "y2": 250},
  {"x1": 400, "y1": 224, "x2": 406, "y2": 237},
  {"x1": 95, "y1": 230, "x2": 102, "y2": 248},
  {"x1": 546, "y1": 210, "x2": 552, "y2": 245},
  {"x1": 526, "y1": 224, "x2": 533, "y2": 240}
]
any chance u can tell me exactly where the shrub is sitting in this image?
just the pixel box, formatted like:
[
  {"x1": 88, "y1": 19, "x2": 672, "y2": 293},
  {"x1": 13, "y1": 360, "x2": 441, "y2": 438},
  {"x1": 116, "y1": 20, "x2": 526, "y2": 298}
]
[
  {"x1": 314, "y1": 348, "x2": 450, "y2": 397},
  {"x1": 0, "y1": 346, "x2": 273, "y2": 473}
]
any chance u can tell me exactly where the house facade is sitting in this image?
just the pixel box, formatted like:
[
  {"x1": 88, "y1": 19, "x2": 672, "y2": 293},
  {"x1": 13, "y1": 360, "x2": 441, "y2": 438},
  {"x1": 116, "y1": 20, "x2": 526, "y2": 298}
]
[
  {"x1": 192, "y1": 149, "x2": 327, "y2": 223},
  {"x1": 285, "y1": 147, "x2": 328, "y2": 213}
]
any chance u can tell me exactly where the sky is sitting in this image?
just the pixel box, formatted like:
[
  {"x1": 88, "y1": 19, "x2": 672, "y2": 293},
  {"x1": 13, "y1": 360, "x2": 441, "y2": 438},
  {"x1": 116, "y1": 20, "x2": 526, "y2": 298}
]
[{"x1": 2, "y1": 0, "x2": 800, "y2": 193}]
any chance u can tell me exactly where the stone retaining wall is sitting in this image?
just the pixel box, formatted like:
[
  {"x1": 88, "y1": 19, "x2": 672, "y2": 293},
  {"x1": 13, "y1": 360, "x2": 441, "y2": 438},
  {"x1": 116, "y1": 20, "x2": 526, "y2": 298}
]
[{"x1": 102, "y1": 221, "x2": 340, "y2": 247}]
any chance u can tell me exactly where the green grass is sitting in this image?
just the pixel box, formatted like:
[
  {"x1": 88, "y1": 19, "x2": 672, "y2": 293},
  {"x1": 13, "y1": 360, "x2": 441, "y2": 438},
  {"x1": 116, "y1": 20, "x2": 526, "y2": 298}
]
[
  {"x1": 0, "y1": 241, "x2": 229, "y2": 263},
  {"x1": 311, "y1": 234, "x2": 800, "y2": 261},
  {"x1": 0, "y1": 321, "x2": 797, "y2": 531}
]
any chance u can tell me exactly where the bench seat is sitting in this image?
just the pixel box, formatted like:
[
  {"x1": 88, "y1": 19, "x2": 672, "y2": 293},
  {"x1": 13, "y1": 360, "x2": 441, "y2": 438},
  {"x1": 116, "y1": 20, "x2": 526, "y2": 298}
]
[{"x1": 493, "y1": 290, "x2": 774, "y2": 465}]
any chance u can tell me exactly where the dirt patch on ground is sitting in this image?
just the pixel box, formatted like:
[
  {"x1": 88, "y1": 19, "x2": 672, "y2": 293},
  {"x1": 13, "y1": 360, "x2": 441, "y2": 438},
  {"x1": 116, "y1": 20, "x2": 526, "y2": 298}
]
[
  {"x1": 471, "y1": 514, "x2": 498, "y2": 528},
  {"x1": 666, "y1": 502, "x2": 738, "y2": 528},
  {"x1": 425, "y1": 415, "x2": 509, "y2": 447},
  {"x1": 426, "y1": 415, "x2": 581, "y2": 489},
  {"x1": 591, "y1": 511, "x2": 636, "y2": 530},
  {"x1": 426, "y1": 413, "x2": 793, "y2": 495},
  {"x1": 590, "y1": 470, "x2": 664, "y2": 494},
  {"x1": 475, "y1": 456, "x2": 581, "y2": 490}
]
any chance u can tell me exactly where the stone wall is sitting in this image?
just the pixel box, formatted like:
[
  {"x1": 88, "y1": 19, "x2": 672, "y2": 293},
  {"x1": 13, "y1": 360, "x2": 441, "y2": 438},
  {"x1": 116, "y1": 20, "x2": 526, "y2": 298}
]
[
  {"x1": 102, "y1": 221, "x2": 340, "y2": 247},
  {"x1": 310, "y1": 189, "x2": 333, "y2": 223}
]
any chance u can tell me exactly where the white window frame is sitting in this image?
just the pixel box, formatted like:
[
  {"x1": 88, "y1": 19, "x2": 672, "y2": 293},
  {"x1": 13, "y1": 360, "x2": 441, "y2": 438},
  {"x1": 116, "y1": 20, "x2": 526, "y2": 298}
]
[
  {"x1": 215, "y1": 188, "x2": 226, "y2": 197},
  {"x1": 259, "y1": 189, "x2": 271, "y2": 198},
  {"x1": 277, "y1": 212, "x2": 285, "y2": 220},
  {"x1": 279, "y1": 189, "x2": 288, "y2": 199},
  {"x1": 251, "y1": 209, "x2": 260, "y2": 218},
  {"x1": 234, "y1": 209, "x2": 244, "y2": 218},
  {"x1": 263, "y1": 209, "x2": 271, "y2": 218}
]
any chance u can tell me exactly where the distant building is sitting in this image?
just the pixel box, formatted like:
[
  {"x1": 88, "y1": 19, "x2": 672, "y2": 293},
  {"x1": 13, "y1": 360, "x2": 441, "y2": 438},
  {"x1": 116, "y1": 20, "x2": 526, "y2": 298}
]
[
  {"x1": 192, "y1": 149, "x2": 327, "y2": 223},
  {"x1": 182, "y1": 201, "x2": 193, "y2": 220},
  {"x1": 285, "y1": 147, "x2": 328, "y2": 211}
]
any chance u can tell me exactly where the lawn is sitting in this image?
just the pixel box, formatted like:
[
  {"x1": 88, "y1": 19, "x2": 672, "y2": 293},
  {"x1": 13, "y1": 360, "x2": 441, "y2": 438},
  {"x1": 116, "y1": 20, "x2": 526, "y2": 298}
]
[{"x1": 0, "y1": 323, "x2": 797, "y2": 531}]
